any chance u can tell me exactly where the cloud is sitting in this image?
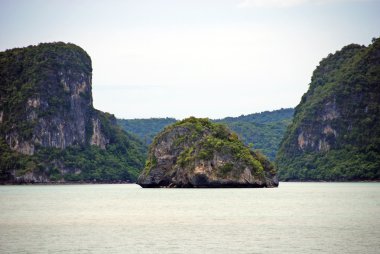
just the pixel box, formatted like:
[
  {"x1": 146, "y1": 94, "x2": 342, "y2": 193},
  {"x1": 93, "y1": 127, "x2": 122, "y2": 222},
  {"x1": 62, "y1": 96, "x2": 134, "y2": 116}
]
[
  {"x1": 238, "y1": 0, "x2": 307, "y2": 8},
  {"x1": 237, "y1": 0, "x2": 368, "y2": 8}
]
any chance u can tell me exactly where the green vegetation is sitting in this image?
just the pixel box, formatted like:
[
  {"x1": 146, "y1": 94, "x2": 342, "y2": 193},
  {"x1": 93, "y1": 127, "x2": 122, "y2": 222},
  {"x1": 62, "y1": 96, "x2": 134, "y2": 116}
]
[
  {"x1": 118, "y1": 108, "x2": 294, "y2": 161},
  {"x1": 0, "y1": 132, "x2": 145, "y2": 182},
  {"x1": 218, "y1": 163, "x2": 234, "y2": 176},
  {"x1": 276, "y1": 38, "x2": 380, "y2": 181},
  {"x1": 0, "y1": 104, "x2": 146, "y2": 183},
  {"x1": 0, "y1": 42, "x2": 92, "y2": 140},
  {"x1": 215, "y1": 108, "x2": 294, "y2": 160},
  {"x1": 144, "y1": 117, "x2": 267, "y2": 177},
  {"x1": 0, "y1": 42, "x2": 146, "y2": 183},
  {"x1": 117, "y1": 118, "x2": 177, "y2": 144}
]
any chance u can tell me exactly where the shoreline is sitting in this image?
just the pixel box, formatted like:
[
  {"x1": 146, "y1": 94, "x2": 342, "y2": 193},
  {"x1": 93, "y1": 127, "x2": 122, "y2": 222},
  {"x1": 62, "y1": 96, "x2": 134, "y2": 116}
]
[
  {"x1": 1, "y1": 180, "x2": 379, "y2": 185},
  {"x1": 282, "y1": 180, "x2": 380, "y2": 183},
  {"x1": 0, "y1": 181, "x2": 136, "y2": 186}
]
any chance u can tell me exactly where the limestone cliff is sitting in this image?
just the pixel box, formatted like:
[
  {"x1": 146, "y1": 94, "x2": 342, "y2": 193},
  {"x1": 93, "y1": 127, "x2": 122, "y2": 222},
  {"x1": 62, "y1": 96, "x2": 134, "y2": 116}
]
[
  {"x1": 276, "y1": 38, "x2": 380, "y2": 181},
  {"x1": 137, "y1": 117, "x2": 278, "y2": 188},
  {"x1": 0, "y1": 42, "x2": 146, "y2": 183}
]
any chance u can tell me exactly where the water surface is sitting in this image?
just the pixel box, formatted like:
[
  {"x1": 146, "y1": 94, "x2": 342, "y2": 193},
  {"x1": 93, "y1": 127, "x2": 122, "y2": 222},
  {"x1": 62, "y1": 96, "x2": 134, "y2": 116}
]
[{"x1": 0, "y1": 183, "x2": 379, "y2": 253}]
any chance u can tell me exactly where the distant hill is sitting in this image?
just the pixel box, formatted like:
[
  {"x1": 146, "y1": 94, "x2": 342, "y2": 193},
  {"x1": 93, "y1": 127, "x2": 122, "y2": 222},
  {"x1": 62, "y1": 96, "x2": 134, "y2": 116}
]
[
  {"x1": 117, "y1": 108, "x2": 294, "y2": 161},
  {"x1": 276, "y1": 38, "x2": 380, "y2": 181},
  {"x1": 215, "y1": 108, "x2": 294, "y2": 125},
  {"x1": 215, "y1": 108, "x2": 294, "y2": 160},
  {"x1": 117, "y1": 118, "x2": 177, "y2": 145}
]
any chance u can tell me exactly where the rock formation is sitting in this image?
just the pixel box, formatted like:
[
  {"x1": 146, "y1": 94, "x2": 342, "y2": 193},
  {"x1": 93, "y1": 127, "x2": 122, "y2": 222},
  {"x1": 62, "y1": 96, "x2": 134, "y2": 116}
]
[
  {"x1": 0, "y1": 42, "x2": 145, "y2": 183},
  {"x1": 137, "y1": 117, "x2": 278, "y2": 188},
  {"x1": 276, "y1": 38, "x2": 380, "y2": 181}
]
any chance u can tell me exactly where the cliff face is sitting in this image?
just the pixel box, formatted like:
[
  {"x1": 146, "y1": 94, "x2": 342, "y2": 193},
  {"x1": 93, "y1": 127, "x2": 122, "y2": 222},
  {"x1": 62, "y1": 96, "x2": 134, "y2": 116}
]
[
  {"x1": 0, "y1": 42, "x2": 146, "y2": 183},
  {"x1": 137, "y1": 117, "x2": 278, "y2": 188},
  {"x1": 276, "y1": 38, "x2": 380, "y2": 181}
]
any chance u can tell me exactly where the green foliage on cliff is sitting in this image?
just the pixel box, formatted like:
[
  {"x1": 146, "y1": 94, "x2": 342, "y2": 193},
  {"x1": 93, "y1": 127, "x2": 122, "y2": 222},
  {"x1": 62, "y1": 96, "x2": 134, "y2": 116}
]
[
  {"x1": 0, "y1": 43, "x2": 92, "y2": 139},
  {"x1": 276, "y1": 38, "x2": 380, "y2": 181},
  {"x1": 118, "y1": 108, "x2": 294, "y2": 161},
  {"x1": 0, "y1": 42, "x2": 146, "y2": 183},
  {"x1": 0, "y1": 132, "x2": 145, "y2": 182}
]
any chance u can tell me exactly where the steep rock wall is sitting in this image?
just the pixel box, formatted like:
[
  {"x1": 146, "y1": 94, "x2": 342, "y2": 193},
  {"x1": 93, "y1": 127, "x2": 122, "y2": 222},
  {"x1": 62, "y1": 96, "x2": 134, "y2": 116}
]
[
  {"x1": 0, "y1": 42, "x2": 145, "y2": 183},
  {"x1": 276, "y1": 38, "x2": 380, "y2": 181}
]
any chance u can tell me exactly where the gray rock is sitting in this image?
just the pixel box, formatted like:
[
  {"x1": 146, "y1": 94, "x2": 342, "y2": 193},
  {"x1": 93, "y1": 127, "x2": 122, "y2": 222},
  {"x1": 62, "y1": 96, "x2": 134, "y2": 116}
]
[{"x1": 138, "y1": 117, "x2": 278, "y2": 188}]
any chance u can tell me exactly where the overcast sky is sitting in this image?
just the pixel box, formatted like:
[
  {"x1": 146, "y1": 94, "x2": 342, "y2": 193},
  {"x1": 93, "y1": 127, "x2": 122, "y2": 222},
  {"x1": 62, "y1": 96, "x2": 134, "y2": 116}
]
[{"x1": 1, "y1": 0, "x2": 379, "y2": 119}]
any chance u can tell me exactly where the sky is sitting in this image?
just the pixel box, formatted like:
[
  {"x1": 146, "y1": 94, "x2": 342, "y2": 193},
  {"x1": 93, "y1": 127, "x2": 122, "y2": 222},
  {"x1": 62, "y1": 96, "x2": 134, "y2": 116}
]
[{"x1": 0, "y1": 0, "x2": 379, "y2": 119}]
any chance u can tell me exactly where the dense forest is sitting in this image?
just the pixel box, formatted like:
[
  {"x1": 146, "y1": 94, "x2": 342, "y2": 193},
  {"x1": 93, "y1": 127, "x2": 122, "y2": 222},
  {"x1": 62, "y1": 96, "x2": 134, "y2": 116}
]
[
  {"x1": 118, "y1": 108, "x2": 294, "y2": 161},
  {"x1": 0, "y1": 113, "x2": 146, "y2": 182},
  {"x1": 117, "y1": 118, "x2": 177, "y2": 145},
  {"x1": 215, "y1": 108, "x2": 294, "y2": 160},
  {"x1": 276, "y1": 38, "x2": 380, "y2": 181}
]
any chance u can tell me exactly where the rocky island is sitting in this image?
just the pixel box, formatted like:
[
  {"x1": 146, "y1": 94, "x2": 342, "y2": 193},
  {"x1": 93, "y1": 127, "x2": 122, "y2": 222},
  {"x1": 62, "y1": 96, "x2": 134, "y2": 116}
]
[
  {"x1": 0, "y1": 42, "x2": 146, "y2": 183},
  {"x1": 137, "y1": 117, "x2": 278, "y2": 188}
]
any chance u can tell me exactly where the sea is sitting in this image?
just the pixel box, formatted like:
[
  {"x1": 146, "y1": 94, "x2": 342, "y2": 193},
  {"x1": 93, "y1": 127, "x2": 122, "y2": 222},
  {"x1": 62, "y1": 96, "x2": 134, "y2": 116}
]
[{"x1": 0, "y1": 182, "x2": 379, "y2": 254}]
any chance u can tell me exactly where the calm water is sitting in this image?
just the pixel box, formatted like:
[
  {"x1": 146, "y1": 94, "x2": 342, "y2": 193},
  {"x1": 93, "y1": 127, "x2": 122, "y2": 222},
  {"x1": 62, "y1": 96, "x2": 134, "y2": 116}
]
[{"x1": 0, "y1": 183, "x2": 379, "y2": 254}]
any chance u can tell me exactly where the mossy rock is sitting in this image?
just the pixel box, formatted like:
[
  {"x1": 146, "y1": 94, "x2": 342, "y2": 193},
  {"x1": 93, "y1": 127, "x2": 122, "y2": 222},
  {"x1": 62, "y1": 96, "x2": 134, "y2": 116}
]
[{"x1": 137, "y1": 117, "x2": 278, "y2": 188}]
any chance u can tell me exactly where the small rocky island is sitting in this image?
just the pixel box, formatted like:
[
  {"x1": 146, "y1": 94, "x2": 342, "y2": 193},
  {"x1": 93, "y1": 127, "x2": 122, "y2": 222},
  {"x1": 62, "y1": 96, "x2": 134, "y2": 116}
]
[{"x1": 137, "y1": 117, "x2": 279, "y2": 188}]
